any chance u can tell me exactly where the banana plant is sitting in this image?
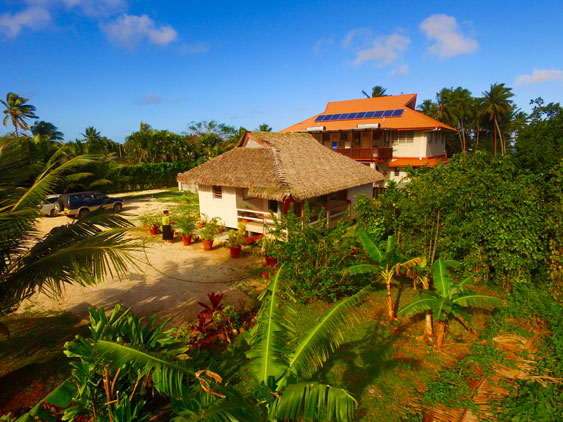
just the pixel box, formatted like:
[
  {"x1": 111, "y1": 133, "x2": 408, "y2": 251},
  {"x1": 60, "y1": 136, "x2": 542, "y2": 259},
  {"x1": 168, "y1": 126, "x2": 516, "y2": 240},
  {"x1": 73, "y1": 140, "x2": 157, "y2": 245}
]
[
  {"x1": 245, "y1": 267, "x2": 365, "y2": 422},
  {"x1": 344, "y1": 231, "x2": 424, "y2": 321},
  {"x1": 398, "y1": 259, "x2": 503, "y2": 349}
]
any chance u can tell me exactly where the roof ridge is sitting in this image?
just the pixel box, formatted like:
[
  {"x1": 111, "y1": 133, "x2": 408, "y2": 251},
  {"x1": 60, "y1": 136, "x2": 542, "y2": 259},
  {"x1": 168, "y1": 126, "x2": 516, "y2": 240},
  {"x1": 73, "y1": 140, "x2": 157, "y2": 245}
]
[{"x1": 271, "y1": 147, "x2": 292, "y2": 197}]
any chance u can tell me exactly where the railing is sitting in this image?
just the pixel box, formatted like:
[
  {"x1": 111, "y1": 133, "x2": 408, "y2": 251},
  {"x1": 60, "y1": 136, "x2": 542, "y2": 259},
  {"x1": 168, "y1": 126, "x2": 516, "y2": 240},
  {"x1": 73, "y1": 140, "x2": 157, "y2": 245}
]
[
  {"x1": 334, "y1": 147, "x2": 393, "y2": 161},
  {"x1": 237, "y1": 208, "x2": 275, "y2": 226}
]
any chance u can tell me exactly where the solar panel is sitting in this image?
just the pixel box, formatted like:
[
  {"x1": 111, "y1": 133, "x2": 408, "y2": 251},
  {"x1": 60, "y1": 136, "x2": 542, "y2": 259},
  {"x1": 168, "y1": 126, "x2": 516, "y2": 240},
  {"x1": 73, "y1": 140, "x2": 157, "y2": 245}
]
[
  {"x1": 382, "y1": 110, "x2": 394, "y2": 117},
  {"x1": 332, "y1": 114, "x2": 343, "y2": 120},
  {"x1": 339, "y1": 113, "x2": 350, "y2": 120},
  {"x1": 374, "y1": 110, "x2": 384, "y2": 118},
  {"x1": 391, "y1": 109, "x2": 404, "y2": 117},
  {"x1": 356, "y1": 112, "x2": 367, "y2": 119},
  {"x1": 350, "y1": 112, "x2": 360, "y2": 119},
  {"x1": 364, "y1": 111, "x2": 376, "y2": 118},
  {"x1": 315, "y1": 115, "x2": 325, "y2": 122}
]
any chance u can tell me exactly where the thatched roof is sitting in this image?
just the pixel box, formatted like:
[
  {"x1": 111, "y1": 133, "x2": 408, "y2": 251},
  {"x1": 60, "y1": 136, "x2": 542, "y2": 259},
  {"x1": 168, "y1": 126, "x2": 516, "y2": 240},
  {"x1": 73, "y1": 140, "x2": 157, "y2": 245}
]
[{"x1": 177, "y1": 131, "x2": 384, "y2": 201}]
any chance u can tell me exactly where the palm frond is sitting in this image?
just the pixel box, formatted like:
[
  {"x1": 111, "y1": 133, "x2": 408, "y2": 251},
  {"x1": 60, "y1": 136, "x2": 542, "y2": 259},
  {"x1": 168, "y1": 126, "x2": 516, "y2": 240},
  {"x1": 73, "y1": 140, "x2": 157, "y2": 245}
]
[
  {"x1": 286, "y1": 289, "x2": 365, "y2": 379},
  {"x1": 92, "y1": 340, "x2": 197, "y2": 399},
  {"x1": 271, "y1": 382, "x2": 357, "y2": 422},
  {"x1": 453, "y1": 294, "x2": 503, "y2": 308},
  {"x1": 64, "y1": 172, "x2": 94, "y2": 183},
  {"x1": 398, "y1": 297, "x2": 437, "y2": 317},
  {"x1": 1, "y1": 212, "x2": 138, "y2": 303},
  {"x1": 88, "y1": 178, "x2": 113, "y2": 188},
  {"x1": 246, "y1": 268, "x2": 291, "y2": 387},
  {"x1": 16, "y1": 378, "x2": 76, "y2": 422}
]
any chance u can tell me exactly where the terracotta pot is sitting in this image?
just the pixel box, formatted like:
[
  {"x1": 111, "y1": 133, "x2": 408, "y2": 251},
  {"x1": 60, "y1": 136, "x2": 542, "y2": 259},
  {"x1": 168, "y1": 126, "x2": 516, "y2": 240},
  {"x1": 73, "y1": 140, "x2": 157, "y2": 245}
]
[
  {"x1": 218, "y1": 227, "x2": 225, "y2": 233},
  {"x1": 265, "y1": 256, "x2": 277, "y2": 268},
  {"x1": 241, "y1": 218, "x2": 249, "y2": 223},
  {"x1": 150, "y1": 225, "x2": 159, "y2": 235},
  {"x1": 143, "y1": 225, "x2": 148, "y2": 231},
  {"x1": 229, "y1": 245, "x2": 242, "y2": 258},
  {"x1": 182, "y1": 234, "x2": 192, "y2": 246},
  {"x1": 196, "y1": 221, "x2": 204, "y2": 229},
  {"x1": 202, "y1": 239, "x2": 214, "y2": 251}
]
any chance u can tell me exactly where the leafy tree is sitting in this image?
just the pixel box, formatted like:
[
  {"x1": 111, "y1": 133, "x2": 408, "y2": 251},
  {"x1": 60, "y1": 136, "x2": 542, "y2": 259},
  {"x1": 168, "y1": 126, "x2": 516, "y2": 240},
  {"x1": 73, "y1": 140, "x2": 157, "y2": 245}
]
[
  {"x1": 345, "y1": 232, "x2": 424, "y2": 321},
  {"x1": 245, "y1": 268, "x2": 362, "y2": 421},
  {"x1": 417, "y1": 99, "x2": 438, "y2": 118},
  {"x1": 0, "y1": 136, "x2": 138, "y2": 336},
  {"x1": 31, "y1": 120, "x2": 64, "y2": 141},
  {"x1": 1, "y1": 92, "x2": 38, "y2": 136},
  {"x1": 398, "y1": 259, "x2": 502, "y2": 349}
]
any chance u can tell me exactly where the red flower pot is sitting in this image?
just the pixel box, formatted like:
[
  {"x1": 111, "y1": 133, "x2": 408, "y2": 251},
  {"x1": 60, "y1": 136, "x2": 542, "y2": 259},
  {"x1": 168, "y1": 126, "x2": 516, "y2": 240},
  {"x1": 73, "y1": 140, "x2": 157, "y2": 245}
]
[
  {"x1": 143, "y1": 225, "x2": 148, "y2": 231},
  {"x1": 202, "y1": 239, "x2": 214, "y2": 251},
  {"x1": 265, "y1": 256, "x2": 277, "y2": 268},
  {"x1": 150, "y1": 225, "x2": 159, "y2": 235},
  {"x1": 182, "y1": 234, "x2": 192, "y2": 246},
  {"x1": 230, "y1": 245, "x2": 242, "y2": 258}
]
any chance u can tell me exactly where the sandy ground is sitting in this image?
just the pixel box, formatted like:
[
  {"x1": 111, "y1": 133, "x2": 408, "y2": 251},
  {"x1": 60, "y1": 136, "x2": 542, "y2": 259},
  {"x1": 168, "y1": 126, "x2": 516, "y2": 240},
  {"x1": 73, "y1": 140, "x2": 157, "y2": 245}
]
[{"x1": 19, "y1": 189, "x2": 263, "y2": 325}]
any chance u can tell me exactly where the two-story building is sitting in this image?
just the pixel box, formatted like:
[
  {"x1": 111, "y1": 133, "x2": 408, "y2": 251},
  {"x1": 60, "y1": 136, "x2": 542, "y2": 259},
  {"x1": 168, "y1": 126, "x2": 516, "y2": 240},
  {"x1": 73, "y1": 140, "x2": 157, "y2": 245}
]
[{"x1": 280, "y1": 94, "x2": 455, "y2": 183}]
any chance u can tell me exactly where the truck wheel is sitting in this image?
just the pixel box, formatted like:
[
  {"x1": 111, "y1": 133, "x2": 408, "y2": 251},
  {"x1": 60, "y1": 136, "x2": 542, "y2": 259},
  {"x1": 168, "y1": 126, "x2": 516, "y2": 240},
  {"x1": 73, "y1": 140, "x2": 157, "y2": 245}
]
[
  {"x1": 113, "y1": 203, "x2": 122, "y2": 212},
  {"x1": 78, "y1": 208, "x2": 90, "y2": 218}
]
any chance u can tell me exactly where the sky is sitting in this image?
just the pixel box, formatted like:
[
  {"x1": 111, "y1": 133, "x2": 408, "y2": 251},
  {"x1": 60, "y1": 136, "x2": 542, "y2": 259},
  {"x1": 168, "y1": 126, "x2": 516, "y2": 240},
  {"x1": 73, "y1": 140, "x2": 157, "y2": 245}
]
[{"x1": 1, "y1": 0, "x2": 562, "y2": 142}]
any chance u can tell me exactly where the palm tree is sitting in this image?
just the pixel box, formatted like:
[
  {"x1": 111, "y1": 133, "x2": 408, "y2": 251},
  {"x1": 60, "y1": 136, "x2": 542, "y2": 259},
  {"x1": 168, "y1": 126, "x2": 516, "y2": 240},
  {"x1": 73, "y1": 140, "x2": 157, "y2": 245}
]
[
  {"x1": 398, "y1": 259, "x2": 502, "y2": 349},
  {"x1": 31, "y1": 121, "x2": 64, "y2": 141},
  {"x1": 482, "y1": 83, "x2": 514, "y2": 156},
  {"x1": 1, "y1": 92, "x2": 38, "y2": 136},
  {"x1": 371, "y1": 85, "x2": 388, "y2": 97},
  {"x1": 256, "y1": 123, "x2": 272, "y2": 132},
  {"x1": 450, "y1": 87, "x2": 472, "y2": 155},
  {"x1": 417, "y1": 99, "x2": 438, "y2": 118},
  {"x1": 345, "y1": 232, "x2": 424, "y2": 321},
  {"x1": 0, "y1": 136, "x2": 138, "y2": 336},
  {"x1": 245, "y1": 268, "x2": 363, "y2": 421}
]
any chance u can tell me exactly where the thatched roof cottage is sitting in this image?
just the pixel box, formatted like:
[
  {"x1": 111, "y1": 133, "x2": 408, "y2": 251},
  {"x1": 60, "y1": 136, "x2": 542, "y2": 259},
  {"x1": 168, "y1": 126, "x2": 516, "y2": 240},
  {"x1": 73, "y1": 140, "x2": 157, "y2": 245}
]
[{"x1": 177, "y1": 131, "x2": 384, "y2": 233}]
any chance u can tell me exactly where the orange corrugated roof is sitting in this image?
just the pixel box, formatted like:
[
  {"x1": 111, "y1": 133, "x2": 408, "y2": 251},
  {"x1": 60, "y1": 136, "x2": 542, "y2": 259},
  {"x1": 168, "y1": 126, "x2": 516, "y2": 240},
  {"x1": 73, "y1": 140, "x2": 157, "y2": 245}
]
[
  {"x1": 280, "y1": 94, "x2": 456, "y2": 133},
  {"x1": 387, "y1": 156, "x2": 449, "y2": 168}
]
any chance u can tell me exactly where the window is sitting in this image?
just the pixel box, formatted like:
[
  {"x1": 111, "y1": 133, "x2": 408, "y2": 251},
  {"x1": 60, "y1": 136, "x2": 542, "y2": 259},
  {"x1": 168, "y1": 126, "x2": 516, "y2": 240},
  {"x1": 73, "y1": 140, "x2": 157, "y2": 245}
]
[
  {"x1": 392, "y1": 131, "x2": 414, "y2": 145},
  {"x1": 352, "y1": 132, "x2": 361, "y2": 148},
  {"x1": 394, "y1": 169, "x2": 400, "y2": 177},
  {"x1": 212, "y1": 185, "x2": 222, "y2": 199}
]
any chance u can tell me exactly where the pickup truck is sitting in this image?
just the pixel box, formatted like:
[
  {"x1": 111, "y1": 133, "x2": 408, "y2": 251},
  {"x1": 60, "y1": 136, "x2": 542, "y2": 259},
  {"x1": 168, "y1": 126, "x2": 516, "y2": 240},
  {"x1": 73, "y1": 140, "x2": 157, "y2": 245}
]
[{"x1": 55, "y1": 192, "x2": 124, "y2": 218}]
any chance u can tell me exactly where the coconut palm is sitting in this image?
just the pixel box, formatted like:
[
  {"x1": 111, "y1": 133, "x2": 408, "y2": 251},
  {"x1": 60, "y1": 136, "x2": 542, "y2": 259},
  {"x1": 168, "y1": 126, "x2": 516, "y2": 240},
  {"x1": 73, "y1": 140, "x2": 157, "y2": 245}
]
[
  {"x1": 0, "y1": 136, "x2": 138, "y2": 337},
  {"x1": 371, "y1": 85, "x2": 388, "y2": 97},
  {"x1": 482, "y1": 83, "x2": 514, "y2": 156},
  {"x1": 31, "y1": 121, "x2": 64, "y2": 141},
  {"x1": 417, "y1": 99, "x2": 438, "y2": 118},
  {"x1": 344, "y1": 232, "x2": 424, "y2": 321},
  {"x1": 450, "y1": 87, "x2": 472, "y2": 154},
  {"x1": 257, "y1": 123, "x2": 272, "y2": 132},
  {"x1": 1, "y1": 92, "x2": 38, "y2": 136},
  {"x1": 246, "y1": 268, "x2": 364, "y2": 421},
  {"x1": 398, "y1": 259, "x2": 503, "y2": 349}
]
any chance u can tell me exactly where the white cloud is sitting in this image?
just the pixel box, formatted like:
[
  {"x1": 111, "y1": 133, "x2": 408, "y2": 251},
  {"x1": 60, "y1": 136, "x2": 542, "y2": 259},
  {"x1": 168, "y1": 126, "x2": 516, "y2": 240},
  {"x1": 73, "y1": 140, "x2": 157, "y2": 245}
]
[
  {"x1": 515, "y1": 68, "x2": 563, "y2": 86},
  {"x1": 177, "y1": 42, "x2": 210, "y2": 55},
  {"x1": 137, "y1": 93, "x2": 162, "y2": 105},
  {"x1": 419, "y1": 14, "x2": 478, "y2": 59},
  {"x1": 101, "y1": 14, "x2": 177, "y2": 49},
  {"x1": 390, "y1": 64, "x2": 409, "y2": 76},
  {"x1": 342, "y1": 27, "x2": 372, "y2": 48},
  {"x1": 313, "y1": 36, "x2": 333, "y2": 56},
  {"x1": 352, "y1": 33, "x2": 410, "y2": 66},
  {"x1": 25, "y1": 0, "x2": 126, "y2": 17},
  {"x1": 0, "y1": 7, "x2": 51, "y2": 38}
]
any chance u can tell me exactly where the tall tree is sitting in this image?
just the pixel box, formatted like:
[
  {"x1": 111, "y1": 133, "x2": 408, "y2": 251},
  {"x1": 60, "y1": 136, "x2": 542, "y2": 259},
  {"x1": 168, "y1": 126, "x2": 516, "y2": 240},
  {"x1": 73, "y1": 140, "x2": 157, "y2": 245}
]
[
  {"x1": 256, "y1": 123, "x2": 272, "y2": 132},
  {"x1": 483, "y1": 83, "x2": 514, "y2": 156},
  {"x1": 1, "y1": 92, "x2": 38, "y2": 136}
]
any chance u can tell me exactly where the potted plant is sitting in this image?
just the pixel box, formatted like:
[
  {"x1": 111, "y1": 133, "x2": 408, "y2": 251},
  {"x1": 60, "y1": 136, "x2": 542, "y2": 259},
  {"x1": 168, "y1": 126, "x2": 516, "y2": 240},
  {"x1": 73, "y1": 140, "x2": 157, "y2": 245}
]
[
  {"x1": 225, "y1": 222, "x2": 246, "y2": 258},
  {"x1": 259, "y1": 236, "x2": 279, "y2": 268},
  {"x1": 176, "y1": 215, "x2": 196, "y2": 246},
  {"x1": 199, "y1": 217, "x2": 220, "y2": 251}
]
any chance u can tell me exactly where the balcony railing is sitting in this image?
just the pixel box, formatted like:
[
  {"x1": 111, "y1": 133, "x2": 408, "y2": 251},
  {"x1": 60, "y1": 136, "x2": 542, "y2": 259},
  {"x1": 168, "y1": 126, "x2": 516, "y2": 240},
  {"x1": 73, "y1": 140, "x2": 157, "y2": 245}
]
[{"x1": 334, "y1": 147, "x2": 392, "y2": 161}]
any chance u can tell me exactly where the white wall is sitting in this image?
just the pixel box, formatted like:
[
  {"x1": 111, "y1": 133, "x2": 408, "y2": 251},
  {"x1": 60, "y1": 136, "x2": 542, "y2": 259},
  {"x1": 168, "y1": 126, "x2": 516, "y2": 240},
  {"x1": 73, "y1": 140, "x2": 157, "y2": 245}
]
[
  {"x1": 347, "y1": 184, "x2": 373, "y2": 218},
  {"x1": 198, "y1": 185, "x2": 238, "y2": 228},
  {"x1": 392, "y1": 130, "x2": 425, "y2": 158}
]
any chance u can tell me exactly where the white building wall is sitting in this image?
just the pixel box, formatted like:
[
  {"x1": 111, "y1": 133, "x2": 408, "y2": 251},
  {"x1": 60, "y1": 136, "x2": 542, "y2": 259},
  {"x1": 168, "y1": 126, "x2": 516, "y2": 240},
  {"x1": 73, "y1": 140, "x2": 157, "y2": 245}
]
[
  {"x1": 197, "y1": 185, "x2": 238, "y2": 228},
  {"x1": 347, "y1": 184, "x2": 373, "y2": 218},
  {"x1": 392, "y1": 130, "x2": 425, "y2": 158}
]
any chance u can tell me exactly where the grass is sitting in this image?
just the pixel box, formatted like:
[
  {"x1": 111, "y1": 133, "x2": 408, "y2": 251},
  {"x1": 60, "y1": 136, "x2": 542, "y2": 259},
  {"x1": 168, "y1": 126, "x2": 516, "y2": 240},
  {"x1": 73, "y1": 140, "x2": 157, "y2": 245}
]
[{"x1": 0, "y1": 311, "x2": 88, "y2": 417}]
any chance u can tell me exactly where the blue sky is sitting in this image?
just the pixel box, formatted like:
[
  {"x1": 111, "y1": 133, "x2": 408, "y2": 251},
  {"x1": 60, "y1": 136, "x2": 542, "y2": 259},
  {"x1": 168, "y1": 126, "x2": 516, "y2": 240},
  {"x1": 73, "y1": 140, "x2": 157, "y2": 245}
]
[{"x1": 1, "y1": 0, "x2": 562, "y2": 142}]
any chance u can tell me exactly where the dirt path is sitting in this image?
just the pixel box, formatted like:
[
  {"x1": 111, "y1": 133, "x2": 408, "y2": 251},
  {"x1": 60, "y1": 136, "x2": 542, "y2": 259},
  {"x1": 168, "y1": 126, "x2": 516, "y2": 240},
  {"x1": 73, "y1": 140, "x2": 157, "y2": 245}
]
[{"x1": 19, "y1": 189, "x2": 263, "y2": 325}]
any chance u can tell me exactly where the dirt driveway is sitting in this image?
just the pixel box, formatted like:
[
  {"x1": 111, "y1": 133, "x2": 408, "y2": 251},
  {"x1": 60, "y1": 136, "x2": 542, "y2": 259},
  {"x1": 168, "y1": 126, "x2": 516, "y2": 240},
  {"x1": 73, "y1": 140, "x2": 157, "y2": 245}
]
[{"x1": 20, "y1": 189, "x2": 263, "y2": 325}]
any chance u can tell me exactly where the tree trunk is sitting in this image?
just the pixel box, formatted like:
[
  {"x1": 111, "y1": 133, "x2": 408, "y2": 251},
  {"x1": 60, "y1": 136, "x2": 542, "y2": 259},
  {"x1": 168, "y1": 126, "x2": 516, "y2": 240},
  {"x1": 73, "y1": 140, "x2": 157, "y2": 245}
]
[
  {"x1": 386, "y1": 280, "x2": 395, "y2": 321},
  {"x1": 425, "y1": 312, "x2": 434, "y2": 338},
  {"x1": 435, "y1": 320, "x2": 447, "y2": 349},
  {"x1": 493, "y1": 118, "x2": 497, "y2": 157}
]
